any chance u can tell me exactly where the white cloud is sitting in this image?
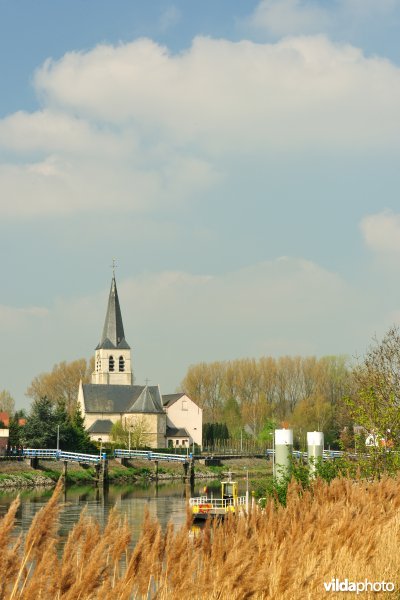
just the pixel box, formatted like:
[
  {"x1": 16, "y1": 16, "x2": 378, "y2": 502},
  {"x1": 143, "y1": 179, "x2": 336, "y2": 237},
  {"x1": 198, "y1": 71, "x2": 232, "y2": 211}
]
[
  {"x1": 246, "y1": 0, "x2": 400, "y2": 37},
  {"x1": 246, "y1": 0, "x2": 329, "y2": 37},
  {"x1": 0, "y1": 304, "x2": 48, "y2": 329},
  {"x1": 360, "y1": 211, "x2": 400, "y2": 254},
  {"x1": 31, "y1": 36, "x2": 400, "y2": 156},
  {"x1": 1, "y1": 35, "x2": 400, "y2": 218},
  {"x1": 157, "y1": 5, "x2": 181, "y2": 33},
  {"x1": 119, "y1": 258, "x2": 353, "y2": 356}
]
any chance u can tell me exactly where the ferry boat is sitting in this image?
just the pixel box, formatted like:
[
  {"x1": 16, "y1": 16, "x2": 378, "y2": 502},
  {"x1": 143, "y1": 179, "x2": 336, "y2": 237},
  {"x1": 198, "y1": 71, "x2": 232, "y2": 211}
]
[{"x1": 189, "y1": 472, "x2": 248, "y2": 520}]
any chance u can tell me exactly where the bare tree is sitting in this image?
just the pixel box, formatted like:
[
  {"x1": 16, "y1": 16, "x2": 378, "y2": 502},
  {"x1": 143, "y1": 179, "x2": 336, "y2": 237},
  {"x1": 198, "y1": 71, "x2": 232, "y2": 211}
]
[
  {"x1": 26, "y1": 358, "x2": 94, "y2": 414},
  {"x1": 0, "y1": 390, "x2": 15, "y2": 414},
  {"x1": 346, "y1": 326, "x2": 400, "y2": 442}
]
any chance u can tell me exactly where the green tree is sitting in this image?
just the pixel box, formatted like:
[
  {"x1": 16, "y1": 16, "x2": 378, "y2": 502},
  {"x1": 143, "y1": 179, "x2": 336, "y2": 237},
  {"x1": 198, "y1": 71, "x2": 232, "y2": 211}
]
[
  {"x1": 110, "y1": 421, "x2": 128, "y2": 447},
  {"x1": 71, "y1": 405, "x2": 95, "y2": 453},
  {"x1": 8, "y1": 413, "x2": 23, "y2": 447},
  {"x1": 110, "y1": 416, "x2": 151, "y2": 449},
  {"x1": 22, "y1": 397, "x2": 95, "y2": 452},
  {"x1": 257, "y1": 419, "x2": 277, "y2": 444},
  {"x1": 22, "y1": 397, "x2": 58, "y2": 448}
]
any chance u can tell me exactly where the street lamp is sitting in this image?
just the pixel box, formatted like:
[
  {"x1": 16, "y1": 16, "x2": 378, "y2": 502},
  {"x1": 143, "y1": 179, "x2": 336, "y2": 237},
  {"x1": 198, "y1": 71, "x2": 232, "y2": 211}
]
[
  {"x1": 192, "y1": 427, "x2": 197, "y2": 456},
  {"x1": 269, "y1": 431, "x2": 275, "y2": 478},
  {"x1": 98, "y1": 437, "x2": 102, "y2": 459}
]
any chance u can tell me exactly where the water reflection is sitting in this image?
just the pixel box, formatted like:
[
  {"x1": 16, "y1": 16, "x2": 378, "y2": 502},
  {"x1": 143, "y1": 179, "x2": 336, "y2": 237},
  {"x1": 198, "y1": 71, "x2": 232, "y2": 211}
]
[{"x1": 0, "y1": 479, "x2": 228, "y2": 546}]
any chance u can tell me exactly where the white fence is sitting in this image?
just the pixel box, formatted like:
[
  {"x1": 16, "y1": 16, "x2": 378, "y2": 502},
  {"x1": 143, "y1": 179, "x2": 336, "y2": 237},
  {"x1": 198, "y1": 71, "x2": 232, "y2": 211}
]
[{"x1": 114, "y1": 449, "x2": 188, "y2": 463}]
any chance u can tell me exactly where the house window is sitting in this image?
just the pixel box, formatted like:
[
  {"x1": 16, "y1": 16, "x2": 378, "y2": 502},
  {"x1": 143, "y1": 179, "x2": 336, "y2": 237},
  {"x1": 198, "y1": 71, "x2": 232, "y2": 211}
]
[
  {"x1": 109, "y1": 356, "x2": 115, "y2": 372},
  {"x1": 175, "y1": 440, "x2": 179, "y2": 446},
  {"x1": 182, "y1": 400, "x2": 188, "y2": 411},
  {"x1": 119, "y1": 356, "x2": 125, "y2": 372}
]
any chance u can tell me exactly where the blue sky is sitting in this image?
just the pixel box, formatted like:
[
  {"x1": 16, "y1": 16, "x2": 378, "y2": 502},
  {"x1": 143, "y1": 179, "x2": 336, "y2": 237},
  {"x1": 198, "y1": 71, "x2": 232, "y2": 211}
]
[{"x1": 1, "y1": 0, "x2": 400, "y2": 409}]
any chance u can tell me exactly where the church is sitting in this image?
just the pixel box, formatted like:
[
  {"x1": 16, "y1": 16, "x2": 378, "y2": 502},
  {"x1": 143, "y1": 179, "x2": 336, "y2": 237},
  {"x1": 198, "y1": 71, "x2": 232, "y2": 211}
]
[{"x1": 78, "y1": 273, "x2": 202, "y2": 449}]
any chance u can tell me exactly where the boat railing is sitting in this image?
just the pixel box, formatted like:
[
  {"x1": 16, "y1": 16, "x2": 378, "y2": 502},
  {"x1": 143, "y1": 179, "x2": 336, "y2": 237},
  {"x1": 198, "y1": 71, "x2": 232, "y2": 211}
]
[
  {"x1": 189, "y1": 496, "x2": 209, "y2": 506},
  {"x1": 189, "y1": 496, "x2": 247, "y2": 509}
]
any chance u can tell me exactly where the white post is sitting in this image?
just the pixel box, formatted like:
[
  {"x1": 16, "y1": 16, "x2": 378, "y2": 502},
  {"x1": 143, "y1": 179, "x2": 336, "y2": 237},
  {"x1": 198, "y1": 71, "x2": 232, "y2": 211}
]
[
  {"x1": 307, "y1": 431, "x2": 324, "y2": 477},
  {"x1": 272, "y1": 431, "x2": 275, "y2": 478},
  {"x1": 245, "y1": 467, "x2": 249, "y2": 512},
  {"x1": 274, "y1": 429, "x2": 293, "y2": 483}
]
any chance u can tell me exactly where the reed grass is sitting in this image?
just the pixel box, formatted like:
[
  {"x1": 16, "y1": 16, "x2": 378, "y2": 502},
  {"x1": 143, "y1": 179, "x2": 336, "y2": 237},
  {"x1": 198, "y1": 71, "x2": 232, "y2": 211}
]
[{"x1": 0, "y1": 476, "x2": 399, "y2": 599}]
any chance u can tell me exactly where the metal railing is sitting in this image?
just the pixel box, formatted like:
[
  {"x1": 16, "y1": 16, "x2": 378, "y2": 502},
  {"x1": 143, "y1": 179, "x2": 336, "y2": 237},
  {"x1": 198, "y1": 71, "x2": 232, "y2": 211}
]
[
  {"x1": 189, "y1": 496, "x2": 247, "y2": 509},
  {"x1": 114, "y1": 449, "x2": 188, "y2": 463},
  {"x1": 23, "y1": 448, "x2": 101, "y2": 463},
  {"x1": 265, "y1": 449, "x2": 344, "y2": 460}
]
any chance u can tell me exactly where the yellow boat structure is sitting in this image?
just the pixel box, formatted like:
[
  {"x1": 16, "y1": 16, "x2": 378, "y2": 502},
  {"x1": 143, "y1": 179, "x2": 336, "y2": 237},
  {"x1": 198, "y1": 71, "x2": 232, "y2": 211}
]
[{"x1": 189, "y1": 472, "x2": 248, "y2": 520}]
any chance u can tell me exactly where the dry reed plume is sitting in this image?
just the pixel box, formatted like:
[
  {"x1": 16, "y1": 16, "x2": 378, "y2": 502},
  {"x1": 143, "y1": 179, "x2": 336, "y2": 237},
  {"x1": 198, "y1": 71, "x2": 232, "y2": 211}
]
[{"x1": 0, "y1": 476, "x2": 399, "y2": 599}]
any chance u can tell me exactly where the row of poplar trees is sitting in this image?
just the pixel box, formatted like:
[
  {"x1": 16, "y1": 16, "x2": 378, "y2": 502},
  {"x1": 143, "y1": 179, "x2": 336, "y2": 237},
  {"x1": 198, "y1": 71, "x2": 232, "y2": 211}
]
[{"x1": 182, "y1": 355, "x2": 351, "y2": 448}]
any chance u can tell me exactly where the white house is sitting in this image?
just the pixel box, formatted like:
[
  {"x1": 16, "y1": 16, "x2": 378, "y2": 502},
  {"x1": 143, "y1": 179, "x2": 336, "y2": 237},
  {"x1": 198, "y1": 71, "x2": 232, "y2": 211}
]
[{"x1": 163, "y1": 393, "x2": 202, "y2": 449}]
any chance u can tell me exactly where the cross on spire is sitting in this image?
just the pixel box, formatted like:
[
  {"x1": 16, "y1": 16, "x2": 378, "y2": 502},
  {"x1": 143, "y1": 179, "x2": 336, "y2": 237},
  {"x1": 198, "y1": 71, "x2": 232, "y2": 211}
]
[
  {"x1": 110, "y1": 258, "x2": 118, "y2": 278},
  {"x1": 145, "y1": 377, "x2": 151, "y2": 386}
]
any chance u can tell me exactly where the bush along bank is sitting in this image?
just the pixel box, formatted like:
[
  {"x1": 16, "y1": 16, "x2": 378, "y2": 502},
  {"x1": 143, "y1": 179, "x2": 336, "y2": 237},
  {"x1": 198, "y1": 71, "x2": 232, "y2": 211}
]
[
  {"x1": 0, "y1": 457, "x2": 271, "y2": 488},
  {"x1": 0, "y1": 472, "x2": 55, "y2": 488}
]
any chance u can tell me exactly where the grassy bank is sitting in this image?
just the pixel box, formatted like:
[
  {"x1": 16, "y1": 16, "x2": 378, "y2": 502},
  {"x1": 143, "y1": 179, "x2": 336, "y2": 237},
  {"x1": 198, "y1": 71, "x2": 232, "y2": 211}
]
[
  {"x1": 0, "y1": 457, "x2": 271, "y2": 487},
  {"x1": 0, "y1": 475, "x2": 399, "y2": 598}
]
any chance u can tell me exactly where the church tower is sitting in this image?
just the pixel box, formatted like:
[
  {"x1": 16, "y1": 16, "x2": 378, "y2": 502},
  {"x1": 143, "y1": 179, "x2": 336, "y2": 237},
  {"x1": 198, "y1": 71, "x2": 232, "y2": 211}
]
[{"x1": 91, "y1": 275, "x2": 133, "y2": 385}]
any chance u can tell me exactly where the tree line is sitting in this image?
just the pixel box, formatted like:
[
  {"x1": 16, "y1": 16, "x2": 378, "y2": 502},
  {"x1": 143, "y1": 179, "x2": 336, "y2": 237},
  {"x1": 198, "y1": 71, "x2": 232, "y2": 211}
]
[
  {"x1": 2, "y1": 325, "x2": 400, "y2": 459},
  {"x1": 181, "y1": 355, "x2": 351, "y2": 447}
]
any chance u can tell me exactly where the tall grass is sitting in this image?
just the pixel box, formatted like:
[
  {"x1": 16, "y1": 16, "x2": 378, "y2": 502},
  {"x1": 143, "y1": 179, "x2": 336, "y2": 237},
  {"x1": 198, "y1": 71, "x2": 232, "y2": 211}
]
[{"x1": 0, "y1": 476, "x2": 399, "y2": 598}]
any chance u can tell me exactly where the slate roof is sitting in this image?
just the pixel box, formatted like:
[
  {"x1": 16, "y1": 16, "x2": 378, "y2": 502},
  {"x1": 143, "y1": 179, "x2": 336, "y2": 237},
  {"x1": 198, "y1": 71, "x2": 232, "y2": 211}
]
[
  {"x1": 82, "y1": 384, "x2": 164, "y2": 414},
  {"x1": 87, "y1": 419, "x2": 114, "y2": 434},
  {"x1": 166, "y1": 426, "x2": 190, "y2": 438},
  {"x1": 96, "y1": 276, "x2": 130, "y2": 350},
  {"x1": 162, "y1": 393, "x2": 185, "y2": 407}
]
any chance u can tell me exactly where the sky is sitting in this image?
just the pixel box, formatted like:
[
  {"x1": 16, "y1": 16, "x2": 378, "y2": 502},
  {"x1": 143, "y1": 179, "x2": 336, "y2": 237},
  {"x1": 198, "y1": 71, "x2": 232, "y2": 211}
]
[{"x1": 2, "y1": 0, "x2": 400, "y2": 410}]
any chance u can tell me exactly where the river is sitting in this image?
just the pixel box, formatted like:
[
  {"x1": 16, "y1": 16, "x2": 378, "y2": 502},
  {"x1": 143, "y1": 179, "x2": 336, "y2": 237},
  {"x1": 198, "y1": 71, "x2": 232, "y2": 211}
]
[{"x1": 0, "y1": 477, "x2": 250, "y2": 544}]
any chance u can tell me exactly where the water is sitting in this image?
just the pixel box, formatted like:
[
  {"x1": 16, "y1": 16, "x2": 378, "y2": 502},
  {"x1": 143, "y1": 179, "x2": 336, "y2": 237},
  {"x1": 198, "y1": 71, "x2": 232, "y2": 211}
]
[{"x1": 0, "y1": 478, "x2": 231, "y2": 545}]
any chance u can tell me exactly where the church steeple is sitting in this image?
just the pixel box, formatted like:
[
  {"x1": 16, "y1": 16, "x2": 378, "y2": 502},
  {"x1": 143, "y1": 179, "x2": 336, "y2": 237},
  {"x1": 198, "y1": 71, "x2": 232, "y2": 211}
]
[
  {"x1": 92, "y1": 273, "x2": 133, "y2": 386},
  {"x1": 97, "y1": 276, "x2": 130, "y2": 350}
]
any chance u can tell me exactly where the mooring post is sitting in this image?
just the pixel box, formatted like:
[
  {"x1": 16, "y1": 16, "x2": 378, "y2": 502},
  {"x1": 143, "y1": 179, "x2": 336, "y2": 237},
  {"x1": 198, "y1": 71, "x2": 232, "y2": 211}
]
[
  {"x1": 99, "y1": 453, "x2": 108, "y2": 488},
  {"x1": 274, "y1": 429, "x2": 293, "y2": 483},
  {"x1": 307, "y1": 431, "x2": 324, "y2": 478},
  {"x1": 63, "y1": 460, "x2": 68, "y2": 483},
  {"x1": 190, "y1": 458, "x2": 195, "y2": 486},
  {"x1": 95, "y1": 462, "x2": 101, "y2": 485},
  {"x1": 30, "y1": 457, "x2": 39, "y2": 469},
  {"x1": 183, "y1": 461, "x2": 189, "y2": 481},
  {"x1": 154, "y1": 460, "x2": 159, "y2": 480}
]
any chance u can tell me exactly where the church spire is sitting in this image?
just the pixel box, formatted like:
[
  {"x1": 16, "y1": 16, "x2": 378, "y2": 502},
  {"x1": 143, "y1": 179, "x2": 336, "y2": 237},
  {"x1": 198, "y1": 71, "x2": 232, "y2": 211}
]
[
  {"x1": 97, "y1": 275, "x2": 130, "y2": 350},
  {"x1": 92, "y1": 271, "x2": 133, "y2": 385}
]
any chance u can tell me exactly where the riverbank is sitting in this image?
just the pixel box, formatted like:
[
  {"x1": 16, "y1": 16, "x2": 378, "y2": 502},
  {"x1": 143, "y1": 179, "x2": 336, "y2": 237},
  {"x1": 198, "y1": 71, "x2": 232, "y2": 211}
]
[{"x1": 0, "y1": 457, "x2": 271, "y2": 488}]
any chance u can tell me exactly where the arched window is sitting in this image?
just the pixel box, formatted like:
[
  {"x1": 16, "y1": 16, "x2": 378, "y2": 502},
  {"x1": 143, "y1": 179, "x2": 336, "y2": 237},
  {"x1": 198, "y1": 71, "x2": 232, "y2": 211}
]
[
  {"x1": 96, "y1": 357, "x2": 101, "y2": 372},
  {"x1": 109, "y1": 355, "x2": 115, "y2": 372},
  {"x1": 119, "y1": 356, "x2": 125, "y2": 372}
]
